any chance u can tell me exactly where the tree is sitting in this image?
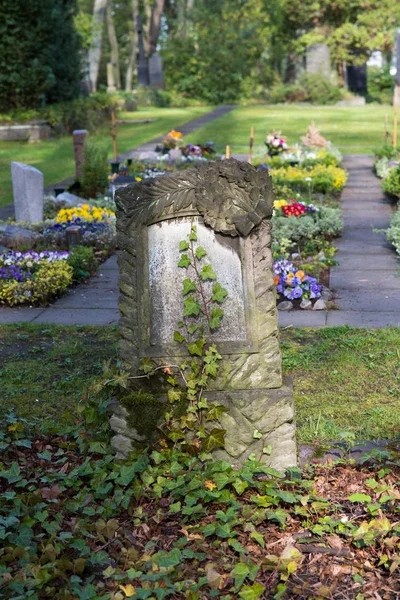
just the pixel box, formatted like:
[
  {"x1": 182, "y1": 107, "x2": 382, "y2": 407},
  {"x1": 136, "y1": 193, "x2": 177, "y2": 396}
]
[
  {"x1": 106, "y1": 0, "x2": 121, "y2": 89},
  {"x1": 0, "y1": 0, "x2": 81, "y2": 110},
  {"x1": 87, "y1": 0, "x2": 108, "y2": 92}
]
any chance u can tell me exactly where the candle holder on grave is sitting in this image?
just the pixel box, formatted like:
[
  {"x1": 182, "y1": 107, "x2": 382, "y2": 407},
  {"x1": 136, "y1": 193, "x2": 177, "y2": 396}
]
[
  {"x1": 110, "y1": 161, "x2": 120, "y2": 175},
  {"x1": 65, "y1": 226, "x2": 82, "y2": 249}
]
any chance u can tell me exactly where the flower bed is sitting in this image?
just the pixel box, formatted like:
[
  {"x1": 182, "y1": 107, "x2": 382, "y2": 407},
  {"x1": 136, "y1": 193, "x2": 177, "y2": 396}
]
[
  {"x1": 270, "y1": 164, "x2": 347, "y2": 194},
  {"x1": 155, "y1": 129, "x2": 216, "y2": 160},
  {"x1": 274, "y1": 259, "x2": 322, "y2": 302},
  {"x1": 0, "y1": 251, "x2": 72, "y2": 306}
]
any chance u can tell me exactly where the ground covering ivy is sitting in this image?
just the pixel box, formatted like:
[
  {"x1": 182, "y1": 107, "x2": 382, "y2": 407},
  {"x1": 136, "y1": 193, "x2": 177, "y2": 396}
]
[{"x1": 1, "y1": 405, "x2": 400, "y2": 600}]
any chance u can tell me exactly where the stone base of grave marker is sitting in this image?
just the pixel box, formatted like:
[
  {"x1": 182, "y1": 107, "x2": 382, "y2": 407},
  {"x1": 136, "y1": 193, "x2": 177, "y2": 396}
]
[
  {"x1": 112, "y1": 159, "x2": 297, "y2": 470},
  {"x1": 11, "y1": 161, "x2": 44, "y2": 223}
]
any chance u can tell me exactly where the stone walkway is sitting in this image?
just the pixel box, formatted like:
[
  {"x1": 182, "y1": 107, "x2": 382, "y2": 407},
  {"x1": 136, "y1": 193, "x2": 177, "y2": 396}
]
[
  {"x1": 2, "y1": 153, "x2": 400, "y2": 327},
  {"x1": 279, "y1": 154, "x2": 400, "y2": 328}
]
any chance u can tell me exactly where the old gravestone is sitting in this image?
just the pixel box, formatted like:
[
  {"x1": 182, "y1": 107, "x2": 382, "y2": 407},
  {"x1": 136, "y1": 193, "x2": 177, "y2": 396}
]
[
  {"x1": 72, "y1": 129, "x2": 87, "y2": 181},
  {"x1": 113, "y1": 159, "x2": 297, "y2": 471},
  {"x1": 306, "y1": 43, "x2": 331, "y2": 79},
  {"x1": 11, "y1": 161, "x2": 44, "y2": 223},
  {"x1": 148, "y1": 52, "x2": 165, "y2": 89}
]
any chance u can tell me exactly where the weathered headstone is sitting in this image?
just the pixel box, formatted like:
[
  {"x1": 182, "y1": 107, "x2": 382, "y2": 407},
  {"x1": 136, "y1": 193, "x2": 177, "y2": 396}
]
[
  {"x1": 113, "y1": 159, "x2": 297, "y2": 471},
  {"x1": 11, "y1": 162, "x2": 44, "y2": 223},
  {"x1": 72, "y1": 129, "x2": 87, "y2": 181},
  {"x1": 148, "y1": 52, "x2": 165, "y2": 89},
  {"x1": 306, "y1": 43, "x2": 331, "y2": 79}
]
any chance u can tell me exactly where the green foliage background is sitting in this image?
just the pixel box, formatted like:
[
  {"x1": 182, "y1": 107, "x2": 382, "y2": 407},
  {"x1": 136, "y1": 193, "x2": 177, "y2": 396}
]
[{"x1": 0, "y1": 0, "x2": 81, "y2": 111}]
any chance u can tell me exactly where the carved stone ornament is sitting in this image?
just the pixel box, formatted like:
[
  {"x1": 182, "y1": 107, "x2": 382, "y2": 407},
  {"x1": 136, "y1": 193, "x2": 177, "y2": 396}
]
[{"x1": 115, "y1": 158, "x2": 274, "y2": 237}]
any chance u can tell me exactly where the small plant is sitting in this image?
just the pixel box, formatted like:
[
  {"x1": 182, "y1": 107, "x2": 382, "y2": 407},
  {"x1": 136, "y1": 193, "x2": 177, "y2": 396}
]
[
  {"x1": 138, "y1": 223, "x2": 229, "y2": 453},
  {"x1": 265, "y1": 132, "x2": 289, "y2": 156},
  {"x1": 382, "y1": 165, "x2": 400, "y2": 200},
  {"x1": 67, "y1": 246, "x2": 98, "y2": 282},
  {"x1": 81, "y1": 139, "x2": 109, "y2": 198}
]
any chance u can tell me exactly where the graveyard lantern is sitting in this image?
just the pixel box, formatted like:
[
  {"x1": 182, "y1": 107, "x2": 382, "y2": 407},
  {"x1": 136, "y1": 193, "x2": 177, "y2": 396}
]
[
  {"x1": 110, "y1": 161, "x2": 120, "y2": 175},
  {"x1": 65, "y1": 225, "x2": 82, "y2": 249},
  {"x1": 127, "y1": 158, "x2": 133, "y2": 166}
]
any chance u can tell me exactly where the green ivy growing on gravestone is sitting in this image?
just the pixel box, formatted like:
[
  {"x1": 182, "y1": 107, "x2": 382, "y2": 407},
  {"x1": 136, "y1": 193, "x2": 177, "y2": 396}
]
[{"x1": 139, "y1": 224, "x2": 229, "y2": 454}]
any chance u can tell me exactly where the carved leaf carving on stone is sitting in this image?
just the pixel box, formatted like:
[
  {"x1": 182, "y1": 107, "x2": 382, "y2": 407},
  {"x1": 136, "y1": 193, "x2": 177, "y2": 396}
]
[{"x1": 116, "y1": 158, "x2": 274, "y2": 237}]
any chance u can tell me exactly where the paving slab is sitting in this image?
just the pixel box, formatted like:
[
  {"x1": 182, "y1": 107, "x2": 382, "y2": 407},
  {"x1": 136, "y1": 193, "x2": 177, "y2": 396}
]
[
  {"x1": 32, "y1": 308, "x2": 119, "y2": 325},
  {"x1": 0, "y1": 308, "x2": 45, "y2": 324},
  {"x1": 330, "y1": 269, "x2": 400, "y2": 289},
  {"x1": 327, "y1": 311, "x2": 400, "y2": 328},
  {"x1": 278, "y1": 311, "x2": 327, "y2": 328},
  {"x1": 332, "y1": 289, "x2": 400, "y2": 312},
  {"x1": 334, "y1": 254, "x2": 398, "y2": 271}
]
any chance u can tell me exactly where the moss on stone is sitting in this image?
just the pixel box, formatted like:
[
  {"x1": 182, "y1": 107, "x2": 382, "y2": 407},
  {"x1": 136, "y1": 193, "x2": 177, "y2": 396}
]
[{"x1": 119, "y1": 391, "x2": 166, "y2": 440}]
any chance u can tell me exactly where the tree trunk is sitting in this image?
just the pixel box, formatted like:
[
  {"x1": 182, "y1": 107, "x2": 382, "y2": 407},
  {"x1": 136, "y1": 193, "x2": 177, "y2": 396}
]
[
  {"x1": 88, "y1": 0, "x2": 108, "y2": 92},
  {"x1": 125, "y1": 0, "x2": 139, "y2": 91},
  {"x1": 148, "y1": 0, "x2": 165, "y2": 57},
  {"x1": 106, "y1": 0, "x2": 121, "y2": 89}
]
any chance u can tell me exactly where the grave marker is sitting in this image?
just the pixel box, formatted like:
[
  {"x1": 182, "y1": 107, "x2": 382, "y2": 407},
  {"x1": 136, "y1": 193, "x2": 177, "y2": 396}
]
[
  {"x1": 113, "y1": 159, "x2": 297, "y2": 470},
  {"x1": 11, "y1": 162, "x2": 44, "y2": 223}
]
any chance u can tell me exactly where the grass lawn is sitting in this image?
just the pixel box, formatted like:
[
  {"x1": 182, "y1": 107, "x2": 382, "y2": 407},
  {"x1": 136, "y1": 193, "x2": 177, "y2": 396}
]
[
  {"x1": 0, "y1": 106, "x2": 212, "y2": 208},
  {"x1": 186, "y1": 104, "x2": 393, "y2": 156},
  {"x1": 1, "y1": 324, "x2": 399, "y2": 444}
]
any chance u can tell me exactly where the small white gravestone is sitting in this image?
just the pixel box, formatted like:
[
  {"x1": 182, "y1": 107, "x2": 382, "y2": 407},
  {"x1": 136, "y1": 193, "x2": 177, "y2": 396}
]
[{"x1": 11, "y1": 161, "x2": 44, "y2": 223}]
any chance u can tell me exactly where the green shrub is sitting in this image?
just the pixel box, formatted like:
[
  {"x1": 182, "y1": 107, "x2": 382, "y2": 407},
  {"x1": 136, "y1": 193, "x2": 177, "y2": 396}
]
[
  {"x1": 268, "y1": 74, "x2": 343, "y2": 105},
  {"x1": 67, "y1": 246, "x2": 98, "y2": 281},
  {"x1": 272, "y1": 206, "x2": 343, "y2": 249},
  {"x1": 382, "y1": 166, "x2": 400, "y2": 199},
  {"x1": 268, "y1": 83, "x2": 306, "y2": 104},
  {"x1": 386, "y1": 207, "x2": 400, "y2": 255},
  {"x1": 374, "y1": 144, "x2": 399, "y2": 160},
  {"x1": 367, "y1": 66, "x2": 393, "y2": 104},
  {"x1": 375, "y1": 157, "x2": 397, "y2": 180},
  {"x1": 45, "y1": 92, "x2": 118, "y2": 134},
  {"x1": 0, "y1": 0, "x2": 81, "y2": 111},
  {"x1": 81, "y1": 139, "x2": 109, "y2": 197}
]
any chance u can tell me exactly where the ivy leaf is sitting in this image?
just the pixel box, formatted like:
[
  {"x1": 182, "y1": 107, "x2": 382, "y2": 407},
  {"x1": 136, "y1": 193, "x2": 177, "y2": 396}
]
[
  {"x1": 253, "y1": 429, "x2": 262, "y2": 439},
  {"x1": 153, "y1": 548, "x2": 182, "y2": 569},
  {"x1": 116, "y1": 464, "x2": 138, "y2": 487},
  {"x1": 232, "y1": 479, "x2": 248, "y2": 495},
  {"x1": 348, "y1": 493, "x2": 372, "y2": 503},
  {"x1": 208, "y1": 404, "x2": 229, "y2": 420},
  {"x1": 205, "y1": 362, "x2": 218, "y2": 377},
  {"x1": 187, "y1": 324, "x2": 199, "y2": 335},
  {"x1": 182, "y1": 278, "x2": 197, "y2": 296},
  {"x1": 195, "y1": 246, "x2": 207, "y2": 260},
  {"x1": 212, "y1": 282, "x2": 228, "y2": 303},
  {"x1": 210, "y1": 307, "x2": 224, "y2": 329},
  {"x1": 239, "y1": 583, "x2": 266, "y2": 600},
  {"x1": 173, "y1": 330, "x2": 185, "y2": 343},
  {"x1": 188, "y1": 338, "x2": 205, "y2": 356},
  {"x1": 179, "y1": 240, "x2": 189, "y2": 251},
  {"x1": 230, "y1": 563, "x2": 249, "y2": 592},
  {"x1": 250, "y1": 531, "x2": 265, "y2": 548},
  {"x1": 139, "y1": 357, "x2": 155, "y2": 374},
  {"x1": 202, "y1": 428, "x2": 226, "y2": 452},
  {"x1": 178, "y1": 254, "x2": 191, "y2": 268},
  {"x1": 200, "y1": 264, "x2": 217, "y2": 281},
  {"x1": 168, "y1": 389, "x2": 181, "y2": 403},
  {"x1": 183, "y1": 297, "x2": 201, "y2": 317},
  {"x1": 189, "y1": 226, "x2": 197, "y2": 241}
]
